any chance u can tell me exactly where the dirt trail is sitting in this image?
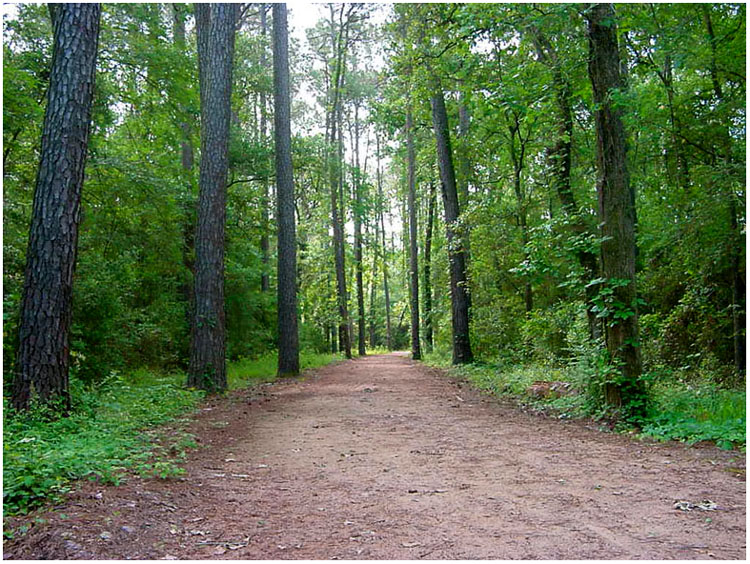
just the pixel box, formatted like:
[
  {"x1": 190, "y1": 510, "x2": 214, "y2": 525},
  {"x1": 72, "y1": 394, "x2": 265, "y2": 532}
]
[{"x1": 4, "y1": 353, "x2": 745, "y2": 559}]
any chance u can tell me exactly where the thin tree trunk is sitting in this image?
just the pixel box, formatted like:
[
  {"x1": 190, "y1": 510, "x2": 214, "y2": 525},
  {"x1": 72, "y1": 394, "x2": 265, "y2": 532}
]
[
  {"x1": 12, "y1": 3, "x2": 101, "y2": 412},
  {"x1": 423, "y1": 178, "x2": 436, "y2": 352},
  {"x1": 188, "y1": 3, "x2": 238, "y2": 392},
  {"x1": 377, "y1": 133, "x2": 393, "y2": 350},
  {"x1": 368, "y1": 220, "x2": 378, "y2": 348},
  {"x1": 328, "y1": 5, "x2": 351, "y2": 359},
  {"x1": 585, "y1": 3, "x2": 643, "y2": 409},
  {"x1": 353, "y1": 102, "x2": 366, "y2": 356},
  {"x1": 406, "y1": 108, "x2": 421, "y2": 360},
  {"x1": 430, "y1": 86, "x2": 473, "y2": 364},
  {"x1": 273, "y1": 2, "x2": 299, "y2": 376}
]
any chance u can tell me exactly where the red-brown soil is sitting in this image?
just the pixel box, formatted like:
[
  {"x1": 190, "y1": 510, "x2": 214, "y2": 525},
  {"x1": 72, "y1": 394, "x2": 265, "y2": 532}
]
[{"x1": 3, "y1": 353, "x2": 746, "y2": 559}]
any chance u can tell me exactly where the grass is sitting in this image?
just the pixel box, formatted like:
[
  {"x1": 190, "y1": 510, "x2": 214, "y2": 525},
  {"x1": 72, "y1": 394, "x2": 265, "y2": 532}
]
[
  {"x1": 228, "y1": 350, "x2": 339, "y2": 389},
  {"x1": 3, "y1": 350, "x2": 339, "y2": 518},
  {"x1": 421, "y1": 349, "x2": 745, "y2": 450}
]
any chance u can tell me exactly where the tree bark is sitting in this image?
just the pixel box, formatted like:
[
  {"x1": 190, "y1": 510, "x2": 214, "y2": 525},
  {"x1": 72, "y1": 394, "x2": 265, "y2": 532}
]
[
  {"x1": 273, "y1": 3, "x2": 300, "y2": 376},
  {"x1": 585, "y1": 3, "x2": 643, "y2": 409},
  {"x1": 406, "y1": 108, "x2": 422, "y2": 360},
  {"x1": 353, "y1": 101, "x2": 366, "y2": 356},
  {"x1": 423, "y1": 178, "x2": 436, "y2": 352},
  {"x1": 188, "y1": 3, "x2": 238, "y2": 392},
  {"x1": 12, "y1": 3, "x2": 101, "y2": 412},
  {"x1": 377, "y1": 134, "x2": 393, "y2": 350},
  {"x1": 328, "y1": 4, "x2": 352, "y2": 359},
  {"x1": 430, "y1": 87, "x2": 473, "y2": 365}
]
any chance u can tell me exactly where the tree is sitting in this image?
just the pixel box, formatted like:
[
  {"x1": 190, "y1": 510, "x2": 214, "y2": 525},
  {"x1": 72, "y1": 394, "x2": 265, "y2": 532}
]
[
  {"x1": 585, "y1": 3, "x2": 644, "y2": 410},
  {"x1": 406, "y1": 107, "x2": 421, "y2": 360},
  {"x1": 423, "y1": 178, "x2": 436, "y2": 352},
  {"x1": 188, "y1": 3, "x2": 238, "y2": 392},
  {"x1": 430, "y1": 86, "x2": 473, "y2": 365},
  {"x1": 12, "y1": 3, "x2": 101, "y2": 412},
  {"x1": 273, "y1": 3, "x2": 300, "y2": 376}
]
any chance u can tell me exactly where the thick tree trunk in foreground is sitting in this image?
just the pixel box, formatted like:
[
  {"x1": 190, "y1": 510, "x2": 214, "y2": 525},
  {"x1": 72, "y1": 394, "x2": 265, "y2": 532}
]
[
  {"x1": 273, "y1": 3, "x2": 300, "y2": 376},
  {"x1": 431, "y1": 87, "x2": 473, "y2": 365},
  {"x1": 12, "y1": 3, "x2": 101, "y2": 412},
  {"x1": 423, "y1": 179, "x2": 436, "y2": 352},
  {"x1": 586, "y1": 3, "x2": 643, "y2": 409},
  {"x1": 406, "y1": 109, "x2": 422, "y2": 360},
  {"x1": 188, "y1": 3, "x2": 237, "y2": 392}
]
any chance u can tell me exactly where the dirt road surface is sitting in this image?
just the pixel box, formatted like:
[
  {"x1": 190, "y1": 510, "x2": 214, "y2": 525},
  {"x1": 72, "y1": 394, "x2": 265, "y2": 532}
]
[{"x1": 4, "y1": 353, "x2": 746, "y2": 559}]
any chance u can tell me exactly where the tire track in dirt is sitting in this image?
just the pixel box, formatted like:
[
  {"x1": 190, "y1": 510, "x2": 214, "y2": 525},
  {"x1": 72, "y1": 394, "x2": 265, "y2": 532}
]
[{"x1": 4, "y1": 353, "x2": 745, "y2": 559}]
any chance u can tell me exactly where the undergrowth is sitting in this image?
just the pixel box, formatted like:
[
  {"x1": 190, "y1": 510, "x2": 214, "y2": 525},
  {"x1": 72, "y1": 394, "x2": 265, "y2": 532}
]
[
  {"x1": 3, "y1": 351, "x2": 338, "y2": 518},
  {"x1": 421, "y1": 350, "x2": 746, "y2": 451}
]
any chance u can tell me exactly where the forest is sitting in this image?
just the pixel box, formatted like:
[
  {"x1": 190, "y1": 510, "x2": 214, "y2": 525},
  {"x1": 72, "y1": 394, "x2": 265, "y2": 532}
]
[{"x1": 2, "y1": 1, "x2": 746, "y2": 537}]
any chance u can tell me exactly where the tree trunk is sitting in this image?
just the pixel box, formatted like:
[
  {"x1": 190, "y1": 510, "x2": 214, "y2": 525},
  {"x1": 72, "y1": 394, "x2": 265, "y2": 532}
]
[
  {"x1": 368, "y1": 221, "x2": 378, "y2": 348},
  {"x1": 406, "y1": 108, "x2": 422, "y2": 360},
  {"x1": 377, "y1": 134, "x2": 393, "y2": 350},
  {"x1": 430, "y1": 86, "x2": 473, "y2": 365},
  {"x1": 273, "y1": 3, "x2": 300, "y2": 376},
  {"x1": 12, "y1": 3, "x2": 101, "y2": 412},
  {"x1": 188, "y1": 3, "x2": 238, "y2": 392},
  {"x1": 585, "y1": 3, "x2": 643, "y2": 410},
  {"x1": 423, "y1": 178, "x2": 436, "y2": 352},
  {"x1": 353, "y1": 102, "x2": 366, "y2": 356},
  {"x1": 260, "y1": 4, "x2": 271, "y2": 293},
  {"x1": 328, "y1": 4, "x2": 352, "y2": 359}
]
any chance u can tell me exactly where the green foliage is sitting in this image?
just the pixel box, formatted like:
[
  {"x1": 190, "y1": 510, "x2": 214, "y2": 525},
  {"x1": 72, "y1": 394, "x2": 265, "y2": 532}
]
[
  {"x1": 3, "y1": 371, "x2": 203, "y2": 516},
  {"x1": 227, "y1": 350, "x2": 340, "y2": 390},
  {"x1": 640, "y1": 384, "x2": 746, "y2": 450},
  {"x1": 423, "y1": 350, "x2": 744, "y2": 450}
]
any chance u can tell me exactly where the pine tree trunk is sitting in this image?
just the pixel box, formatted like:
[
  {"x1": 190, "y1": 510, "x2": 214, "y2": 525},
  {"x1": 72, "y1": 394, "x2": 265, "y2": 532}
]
[
  {"x1": 406, "y1": 108, "x2": 422, "y2": 360},
  {"x1": 273, "y1": 3, "x2": 300, "y2": 376},
  {"x1": 188, "y1": 3, "x2": 238, "y2": 392},
  {"x1": 369, "y1": 220, "x2": 378, "y2": 348},
  {"x1": 423, "y1": 178, "x2": 436, "y2": 352},
  {"x1": 586, "y1": 3, "x2": 643, "y2": 409},
  {"x1": 12, "y1": 3, "x2": 101, "y2": 412},
  {"x1": 430, "y1": 87, "x2": 473, "y2": 365},
  {"x1": 377, "y1": 135, "x2": 393, "y2": 350},
  {"x1": 353, "y1": 102, "x2": 366, "y2": 356}
]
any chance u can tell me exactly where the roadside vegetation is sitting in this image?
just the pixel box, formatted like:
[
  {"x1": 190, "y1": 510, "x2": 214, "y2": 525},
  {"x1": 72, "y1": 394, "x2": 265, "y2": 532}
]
[
  {"x1": 423, "y1": 348, "x2": 746, "y2": 452},
  {"x1": 3, "y1": 352, "x2": 337, "y2": 518}
]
